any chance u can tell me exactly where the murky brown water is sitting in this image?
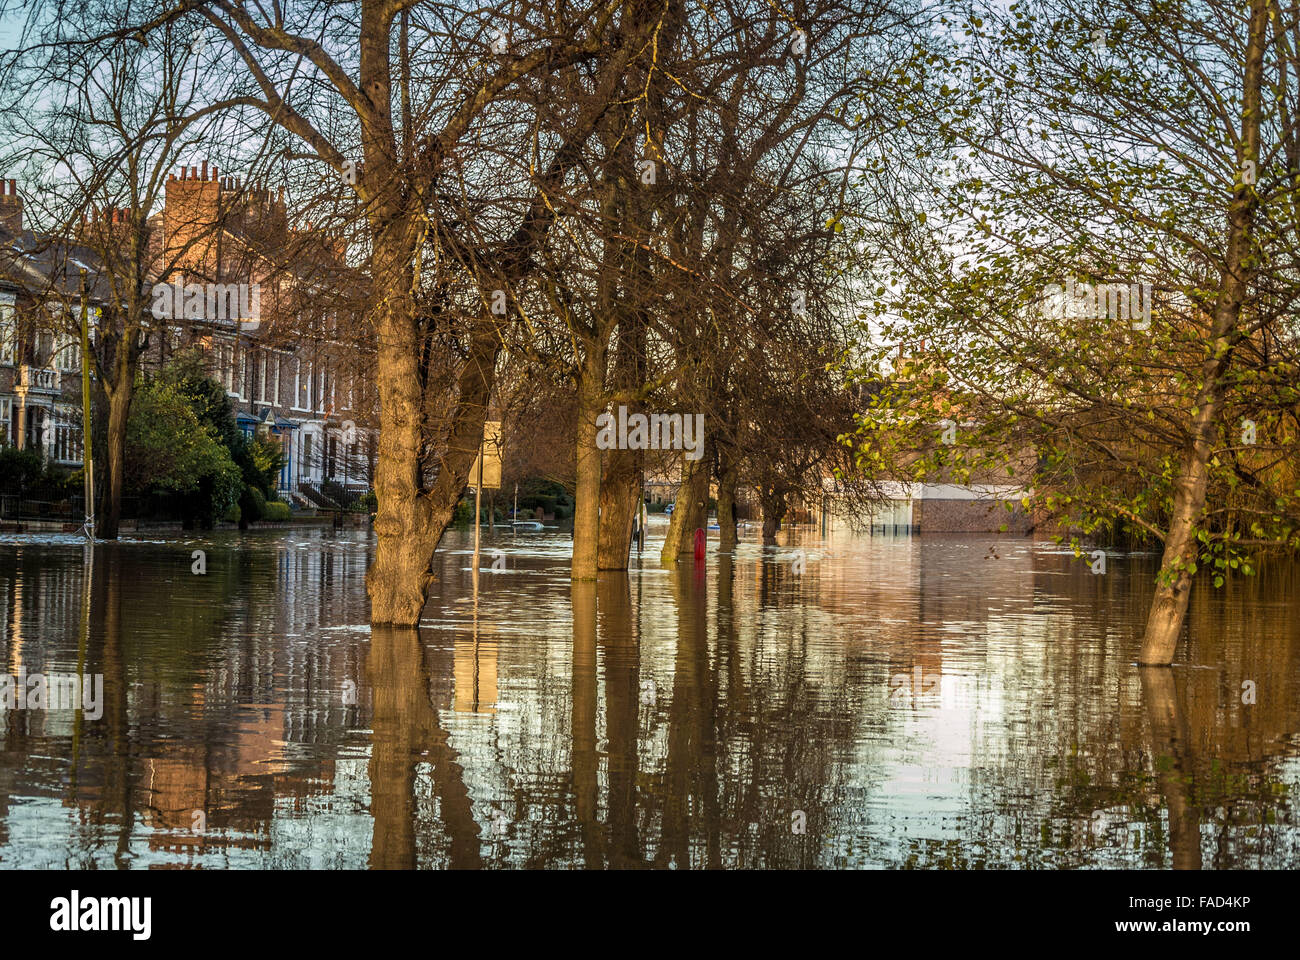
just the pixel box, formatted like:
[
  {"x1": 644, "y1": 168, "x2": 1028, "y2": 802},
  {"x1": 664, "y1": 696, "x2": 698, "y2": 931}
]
[{"x1": 0, "y1": 522, "x2": 1296, "y2": 868}]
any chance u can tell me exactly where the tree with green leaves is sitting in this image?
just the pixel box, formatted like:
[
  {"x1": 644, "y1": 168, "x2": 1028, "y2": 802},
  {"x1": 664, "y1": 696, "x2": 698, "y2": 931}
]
[
  {"x1": 125, "y1": 377, "x2": 242, "y2": 527},
  {"x1": 851, "y1": 0, "x2": 1300, "y2": 664}
]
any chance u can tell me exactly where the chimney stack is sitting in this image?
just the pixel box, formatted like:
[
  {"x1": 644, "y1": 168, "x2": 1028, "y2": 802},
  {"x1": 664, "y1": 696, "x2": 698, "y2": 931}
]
[
  {"x1": 165, "y1": 160, "x2": 222, "y2": 273},
  {"x1": 1, "y1": 179, "x2": 24, "y2": 234}
]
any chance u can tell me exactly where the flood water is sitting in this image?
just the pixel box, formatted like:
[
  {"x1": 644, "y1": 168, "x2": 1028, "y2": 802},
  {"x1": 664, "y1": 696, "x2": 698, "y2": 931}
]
[{"x1": 0, "y1": 522, "x2": 1296, "y2": 869}]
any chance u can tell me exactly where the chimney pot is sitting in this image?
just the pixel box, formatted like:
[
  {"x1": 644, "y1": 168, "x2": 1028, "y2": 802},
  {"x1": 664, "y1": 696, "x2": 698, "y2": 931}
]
[
  {"x1": 202, "y1": 160, "x2": 208, "y2": 180},
  {"x1": 191, "y1": 166, "x2": 198, "y2": 179},
  {"x1": 9, "y1": 179, "x2": 16, "y2": 194}
]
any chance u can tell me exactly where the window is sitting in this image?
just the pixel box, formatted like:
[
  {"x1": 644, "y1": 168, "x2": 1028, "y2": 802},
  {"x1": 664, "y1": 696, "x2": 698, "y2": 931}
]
[
  {"x1": 301, "y1": 432, "x2": 314, "y2": 478},
  {"x1": 0, "y1": 397, "x2": 11, "y2": 444},
  {"x1": 258, "y1": 352, "x2": 268, "y2": 403},
  {"x1": 300, "y1": 360, "x2": 313, "y2": 410},
  {"x1": 271, "y1": 355, "x2": 280, "y2": 406},
  {"x1": 220, "y1": 342, "x2": 235, "y2": 393},
  {"x1": 0, "y1": 303, "x2": 15, "y2": 364},
  {"x1": 52, "y1": 331, "x2": 81, "y2": 372},
  {"x1": 53, "y1": 407, "x2": 82, "y2": 463}
]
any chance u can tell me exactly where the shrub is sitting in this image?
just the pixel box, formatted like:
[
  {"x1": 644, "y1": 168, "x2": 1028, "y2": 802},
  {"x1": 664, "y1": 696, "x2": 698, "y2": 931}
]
[
  {"x1": 237, "y1": 484, "x2": 268, "y2": 524},
  {"x1": 224, "y1": 503, "x2": 241, "y2": 524},
  {"x1": 262, "y1": 500, "x2": 291, "y2": 521},
  {"x1": 0, "y1": 446, "x2": 45, "y2": 492},
  {"x1": 357, "y1": 490, "x2": 377, "y2": 513},
  {"x1": 126, "y1": 378, "x2": 242, "y2": 524}
]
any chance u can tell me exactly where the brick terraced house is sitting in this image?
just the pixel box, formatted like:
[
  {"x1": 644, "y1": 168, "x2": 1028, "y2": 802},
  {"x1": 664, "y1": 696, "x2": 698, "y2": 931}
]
[{"x1": 0, "y1": 166, "x2": 377, "y2": 513}]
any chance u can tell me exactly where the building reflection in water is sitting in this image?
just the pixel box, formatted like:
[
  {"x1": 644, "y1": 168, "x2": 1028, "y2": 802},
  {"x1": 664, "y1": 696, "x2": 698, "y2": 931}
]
[{"x1": 0, "y1": 527, "x2": 1296, "y2": 868}]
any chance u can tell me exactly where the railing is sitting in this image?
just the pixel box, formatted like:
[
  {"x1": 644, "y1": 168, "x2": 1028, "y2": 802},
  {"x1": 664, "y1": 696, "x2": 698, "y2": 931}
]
[
  {"x1": 297, "y1": 481, "x2": 340, "y2": 510},
  {"x1": 18, "y1": 365, "x2": 59, "y2": 392},
  {"x1": 0, "y1": 493, "x2": 84, "y2": 522}
]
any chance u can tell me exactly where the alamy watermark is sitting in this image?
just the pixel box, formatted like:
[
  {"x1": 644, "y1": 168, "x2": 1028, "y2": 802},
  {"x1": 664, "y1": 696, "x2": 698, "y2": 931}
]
[
  {"x1": 50, "y1": 891, "x2": 150, "y2": 940},
  {"x1": 151, "y1": 281, "x2": 261, "y2": 321},
  {"x1": 595, "y1": 405, "x2": 704, "y2": 461},
  {"x1": 1041, "y1": 279, "x2": 1152, "y2": 330},
  {"x1": 1, "y1": 670, "x2": 104, "y2": 720}
]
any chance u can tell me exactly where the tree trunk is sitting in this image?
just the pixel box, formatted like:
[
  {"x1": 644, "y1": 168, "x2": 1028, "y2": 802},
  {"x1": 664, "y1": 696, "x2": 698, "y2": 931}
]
[
  {"x1": 97, "y1": 382, "x2": 132, "y2": 540},
  {"x1": 659, "y1": 450, "x2": 709, "y2": 562},
  {"x1": 572, "y1": 345, "x2": 606, "y2": 580},
  {"x1": 598, "y1": 445, "x2": 641, "y2": 570},
  {"x1": 1139, "y1": 0, "x2": 1265, "y2": 664},
  {"x1": 716, "y1": 457, "x2": 738, "y2": 552},
  {"x1": 760, "y1": 486, "x2": 784, "y2": 547},
  {"x1": 367, "y1": 267, "x2": 437, "y2": 625}
]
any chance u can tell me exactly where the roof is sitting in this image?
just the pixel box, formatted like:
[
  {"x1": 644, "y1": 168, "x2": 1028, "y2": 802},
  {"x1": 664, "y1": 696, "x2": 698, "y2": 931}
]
[{"x1": 0, "y1": 224, "x2": 122, "y2": 305}]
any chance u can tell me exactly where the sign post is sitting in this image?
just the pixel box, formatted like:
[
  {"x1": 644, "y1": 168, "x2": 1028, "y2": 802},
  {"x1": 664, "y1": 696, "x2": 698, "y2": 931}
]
[{"x1": 470, "y1": 421, "x2": 502, "y2": 572}]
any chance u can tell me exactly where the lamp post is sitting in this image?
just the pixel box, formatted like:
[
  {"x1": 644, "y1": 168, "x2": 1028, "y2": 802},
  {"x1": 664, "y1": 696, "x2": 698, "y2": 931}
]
[{"x1": 78, "y1": 270, "x2": 94, "y2": 541}]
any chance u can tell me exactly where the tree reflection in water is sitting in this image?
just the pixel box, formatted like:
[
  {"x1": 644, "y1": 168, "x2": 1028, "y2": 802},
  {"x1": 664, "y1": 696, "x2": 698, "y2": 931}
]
[{"x1": 0, "y1": 528, "x2": 1296, "y2": 868}]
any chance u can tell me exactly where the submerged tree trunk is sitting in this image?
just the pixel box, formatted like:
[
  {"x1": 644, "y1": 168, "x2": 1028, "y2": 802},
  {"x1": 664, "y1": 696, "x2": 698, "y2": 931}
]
[
  {"x1": 660, "y1": 450, "x2": 710, "y2": 562},
  {"x1": 377, "y1": 317, "x2": 500, "y2": 624},
  {"x1": 97, "y1": 382, "x2": 132, "y2": 540},
  {"x1": 759, "y1": 486, "x2": 785, "y2": 547},
  {"x1": 716, "y1": 456, "x2": 738, "y2": 552},
  {"x1": 598, "y1": 444, "x2": 641, "y2": 570},
  {"x1": 1139, "y1": 0, "x2": 1265, "y2": 665},
  {"x1": 367, "y1": 271, "x2": 438, "y2": 625},
  {"x1": 572, "y1": 345, "x2": 607, "y2": 580}
]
